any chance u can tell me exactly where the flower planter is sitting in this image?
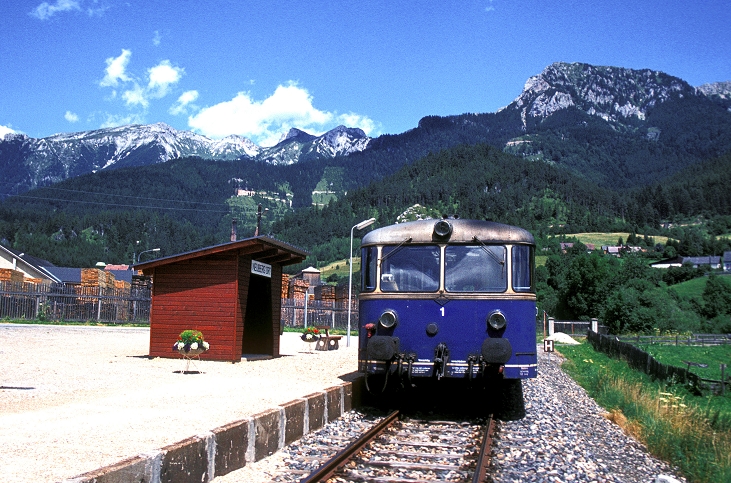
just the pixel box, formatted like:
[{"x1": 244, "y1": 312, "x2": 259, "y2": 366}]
[
  {"x1": 301, "y1": 334, "x2": 320, "y2": 343},
  {"x1": 177, "y1": 348, "x2": 206, "y2": 356}
]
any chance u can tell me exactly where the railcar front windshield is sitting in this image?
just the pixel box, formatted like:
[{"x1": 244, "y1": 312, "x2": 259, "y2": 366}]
[
  {"x1": 445, "y1": 245, "x2": 507, "y2": 292},
  {"x1": 380, "y1": 245, "x2": 440, "y2": 292}
]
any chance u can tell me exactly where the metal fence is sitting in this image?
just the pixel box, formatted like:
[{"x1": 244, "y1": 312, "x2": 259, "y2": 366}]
[
  {"x1": 1, "y1": 281, "x2": 359, "y2": 329},
  {"x1": 0, "y1": 281, "x2": 151, "y2": 324},
  {"x1": 535, "y1": 319, "x2": 609, "y2": 337},
  {"x1": 280, "y1": 298, "x2": 357, "y2": 331}
]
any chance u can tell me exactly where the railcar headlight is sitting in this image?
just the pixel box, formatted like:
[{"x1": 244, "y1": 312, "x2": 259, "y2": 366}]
[
  {"x1": 379, "y1": 309, "x2": 398, "y2": 329},
  {"x1": 487, "y1": 311, "x2": 507, "y2": 331},
  {"x1": 433, "y1": 219, "x2": 452, "y2": 239}
]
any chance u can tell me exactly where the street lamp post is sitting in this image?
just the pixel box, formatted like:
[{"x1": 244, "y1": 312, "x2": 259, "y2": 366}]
[
  {"x1": 137, "y1": 248, "x2": 161, "y2": 264},
  {"x1": 347, "y1": 217, "x2": 376, "y2": 347}
]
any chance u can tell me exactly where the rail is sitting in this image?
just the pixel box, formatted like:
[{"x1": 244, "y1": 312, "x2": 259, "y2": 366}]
[
  {"x1": 301, "y1": 410, "x2": 400, "y2": 483},
  {"x1": 301, "y1": 411, "x2": 496, "y2": 483}
]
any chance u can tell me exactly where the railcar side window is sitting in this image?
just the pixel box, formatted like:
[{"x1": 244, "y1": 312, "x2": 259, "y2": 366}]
[
  {"x1": 445, "y1": 245, "x2": 507, "y2": 292},
  {"x1": 512, "y1": 245, "x2": 534, "y2": 292},
  {"x1": 361, "y1": 246, "x2": 377, "y2": 292},
  {"x1": 380, "y1": 245, "x2": 440, "y2": 292}
]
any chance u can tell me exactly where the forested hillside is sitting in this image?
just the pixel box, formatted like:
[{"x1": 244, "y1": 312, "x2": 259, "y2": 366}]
[{"x1": 2, "y1": 63, "x2": 731, "y2": 271}]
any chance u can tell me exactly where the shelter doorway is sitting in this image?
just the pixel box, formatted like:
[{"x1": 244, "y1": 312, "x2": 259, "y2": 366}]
[{"x1": 242, "y1": 274, "x2": 273, "y2": 355}]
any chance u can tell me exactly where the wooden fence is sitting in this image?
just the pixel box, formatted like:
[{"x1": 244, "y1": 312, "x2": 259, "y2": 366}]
[
  {"x1": 0, "y1": 281, "x2": 151, "y2": 324},
  {"x1": 616, "y1": 333, "x2": 731, "y2": 346},
  {"x1": 587, "y1": 330, "x2": 728, "y2": 395}
]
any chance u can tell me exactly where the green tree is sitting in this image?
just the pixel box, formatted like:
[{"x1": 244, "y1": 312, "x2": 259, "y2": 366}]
[{"x1": 702, "y1": 274, "x2": 731, "y2": 319}]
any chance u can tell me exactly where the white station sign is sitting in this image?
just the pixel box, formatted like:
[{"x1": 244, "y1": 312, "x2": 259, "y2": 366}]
[{"x1": 251, "y1": 260, "x2": 272, "y2": 278}]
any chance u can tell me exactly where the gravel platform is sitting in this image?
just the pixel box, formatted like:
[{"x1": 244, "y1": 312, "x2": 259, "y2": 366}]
[{"x1": 0, "y1": 324, "x2": 358, "y2": 483}]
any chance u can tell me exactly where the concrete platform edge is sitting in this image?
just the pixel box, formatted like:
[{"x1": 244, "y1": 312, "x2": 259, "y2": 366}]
[{"x1": 61, "y1": 377, "x2": 363, "y2": 483}]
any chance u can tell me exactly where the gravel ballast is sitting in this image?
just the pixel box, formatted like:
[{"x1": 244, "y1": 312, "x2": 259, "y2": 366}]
[
  {"x1": 214, "y1": 347, "x2": 689, "y2": 483},
  {"x1": 0, "y1": 324, "x2": 358, "y2": 483},
  {"x1": 2, "y1": 324, "x2": 687, "y2": 483}
]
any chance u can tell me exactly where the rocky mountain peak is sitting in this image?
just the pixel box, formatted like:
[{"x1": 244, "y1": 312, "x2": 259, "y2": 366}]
[
  {"x1": 281, "y1": 128, "x2": 317, "y2": 143},
  {"x1": 697, "y1": 81, "x2": 731, "y2": 101},
  {"x1": 510, "y1": 62, "x2": 695, "y2": 128}
]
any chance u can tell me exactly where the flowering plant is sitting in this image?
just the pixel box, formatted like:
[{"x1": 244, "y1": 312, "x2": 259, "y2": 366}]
[
  {"x1": 173, "y1": 329, "x2": 210, "y2": 353},
  {"x1": 301, "y1": 326, "x2": 320, "y2": 342}
]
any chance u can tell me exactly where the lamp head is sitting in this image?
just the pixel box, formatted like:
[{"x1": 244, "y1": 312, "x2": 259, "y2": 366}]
[{"x1": 355, "y1": 217, "x2": 376, "y2": 230}]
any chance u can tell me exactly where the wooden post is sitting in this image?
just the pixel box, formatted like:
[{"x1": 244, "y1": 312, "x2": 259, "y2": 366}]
[
  {"x1": 543, "y1": 311, "x2": 547, "y2": 338},
  {"x1": 722, "y1": 363, "x2": 727, "y2": 396}
]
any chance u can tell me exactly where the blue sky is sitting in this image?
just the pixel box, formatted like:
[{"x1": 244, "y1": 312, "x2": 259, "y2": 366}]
[{"x1": 1, "y1": 0, "x2": 729, "y2": 146}]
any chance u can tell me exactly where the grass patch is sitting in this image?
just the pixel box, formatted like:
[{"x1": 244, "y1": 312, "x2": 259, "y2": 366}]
[
  {"x1": 559, "y1": 341, "x2": 731, "y2": 483},
  {"x1": 282, "y1": 326, "x2": 354, "y2": 336},
  {"x1": 566, "y1": 232, "x2": 670, "y2": 247},
  {"x1": 638, "y1": 344, "x2": 731, "y2": 382},
  {"x1": 671, "y1": 274, "x2": 731, "y2": 300},
  {"x1": 318, "y1": 257, "x2": 361, "y2": 283}
]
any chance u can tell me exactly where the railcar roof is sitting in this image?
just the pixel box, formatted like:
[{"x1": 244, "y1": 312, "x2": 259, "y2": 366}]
[{"x1": 361, "y1": 219, "x2": 535, "y2": 245}]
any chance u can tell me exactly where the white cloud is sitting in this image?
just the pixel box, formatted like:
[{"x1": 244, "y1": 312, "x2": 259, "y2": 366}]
[
  {"x1": 169, "y1": 90, "x2": 199, "y2": 115},
  {"x1": 0, "y1": 125, "x2": 18, "y2": 137},
  {"x1": 99, "y1": 50, "x2": 184, "y2": 118},
  {"x1": 147, "y1": 61, "x2": 183, "y2": 98},
  {"x1": 122, "y1": 85, "x2": 148, "y2": 108},
  {"x1": 188, "y1": 83, "x2": 377, "y2": 146},
  {"x1": 100, "y1": 49, "x2": 132, "y2": 87},
  {"x1": 336, "y1": 113, "x2": 379, "y2": 136},
  {"x1": 64, "y1": 111, "x2": 79, "y2": 122},
  {"x1": 100, "y1": 113, "x2": 145, "y2": 129},
  {"x1": 30, "y1": 0, "x2": 81, "y2": 20},
  {"x1": 153, "y1": 30, "x2": 162, "y2": 46},
  {"x1": 85, "y1": 1, "x2": 109, "y2": 17}
]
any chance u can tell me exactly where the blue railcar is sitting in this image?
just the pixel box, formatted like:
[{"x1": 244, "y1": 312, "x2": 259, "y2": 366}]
[{"x1": 357, "y1": 218, "x2": 537, "y2": 411}]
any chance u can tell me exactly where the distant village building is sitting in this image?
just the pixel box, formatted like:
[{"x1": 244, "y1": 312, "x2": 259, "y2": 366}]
[
  {"x1": 559, "y1": 242, "x2": 595, "y2": 252},
  {"x1": 0, "y1": 245, "x2": 59, "y2": 283},
  {"x1": 651, "y1": 254, "x2": 728, "y2": 270},
  {"x1": 650, "y1": 257, "x2": 684, "y2": 269},
  {"x1": 680, "y1": 256, "x2": 721, "y2": 270}
]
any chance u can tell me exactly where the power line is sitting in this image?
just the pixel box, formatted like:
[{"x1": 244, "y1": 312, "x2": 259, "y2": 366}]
[
  {"x1": 0, "y1": 183, "x2": 229, "y2": 207},
  {"x1": 0, "y1": 192, "x2": 231, "y2": 213}
]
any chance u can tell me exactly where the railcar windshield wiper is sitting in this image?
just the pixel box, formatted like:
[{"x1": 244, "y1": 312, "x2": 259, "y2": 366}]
[
  {"x1": 378, "y1": 237, "x2": 412, "y2": 265},
  {"x1": 472, "y1": 236, "x2": 506, "y2": 272}
]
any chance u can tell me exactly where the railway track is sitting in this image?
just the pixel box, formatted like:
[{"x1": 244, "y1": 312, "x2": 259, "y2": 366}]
[{"x1": 301, "y1": 410, "x2": 495, "y2": 483}]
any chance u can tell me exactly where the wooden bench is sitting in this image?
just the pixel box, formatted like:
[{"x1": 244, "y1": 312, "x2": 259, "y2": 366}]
[{"x1": 314, "y1": 326, "x2": 342, "y2": 351}]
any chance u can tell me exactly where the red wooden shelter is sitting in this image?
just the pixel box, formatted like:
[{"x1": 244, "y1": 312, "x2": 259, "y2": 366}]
[{"x1": 135, "y1": 236, "x2": 307, "y2": 362}]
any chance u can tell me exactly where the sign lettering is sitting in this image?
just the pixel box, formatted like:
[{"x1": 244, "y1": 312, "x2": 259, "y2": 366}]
[
  {"x1": 543, "y1": 339, "x2": 554, "y2": 352},
  {"x1": 251, "y1": 260, "x2": 272, "y2": 278}
]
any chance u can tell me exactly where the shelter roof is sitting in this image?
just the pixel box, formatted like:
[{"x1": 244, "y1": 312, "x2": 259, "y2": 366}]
[{"x1": 133, "y1": 236, "x2": 308, "y2": 272}]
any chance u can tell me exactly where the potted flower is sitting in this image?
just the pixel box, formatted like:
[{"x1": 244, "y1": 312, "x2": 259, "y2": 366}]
[
  {"x1": 301, "y1": 326, "x2": 320, "y2": 342},
  {"x1": 173, "y1": 329, "x2": 210, "y2": 355}
]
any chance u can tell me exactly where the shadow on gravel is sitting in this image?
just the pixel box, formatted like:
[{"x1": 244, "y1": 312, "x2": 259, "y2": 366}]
[{"x1": 360, "y1": 378, "x2": 526, "y2": 421}]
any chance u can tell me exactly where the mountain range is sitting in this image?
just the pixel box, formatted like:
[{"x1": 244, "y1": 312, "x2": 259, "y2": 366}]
[
  {"x1": 0, "y1": 123, "x2": 370, "y2": 198},
  {"x1": 1, "y1": 61, "x2": 730, "y2": 201},
  {"x1": 2, "y1": 61, "x2": 730, "y2": 268}
]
